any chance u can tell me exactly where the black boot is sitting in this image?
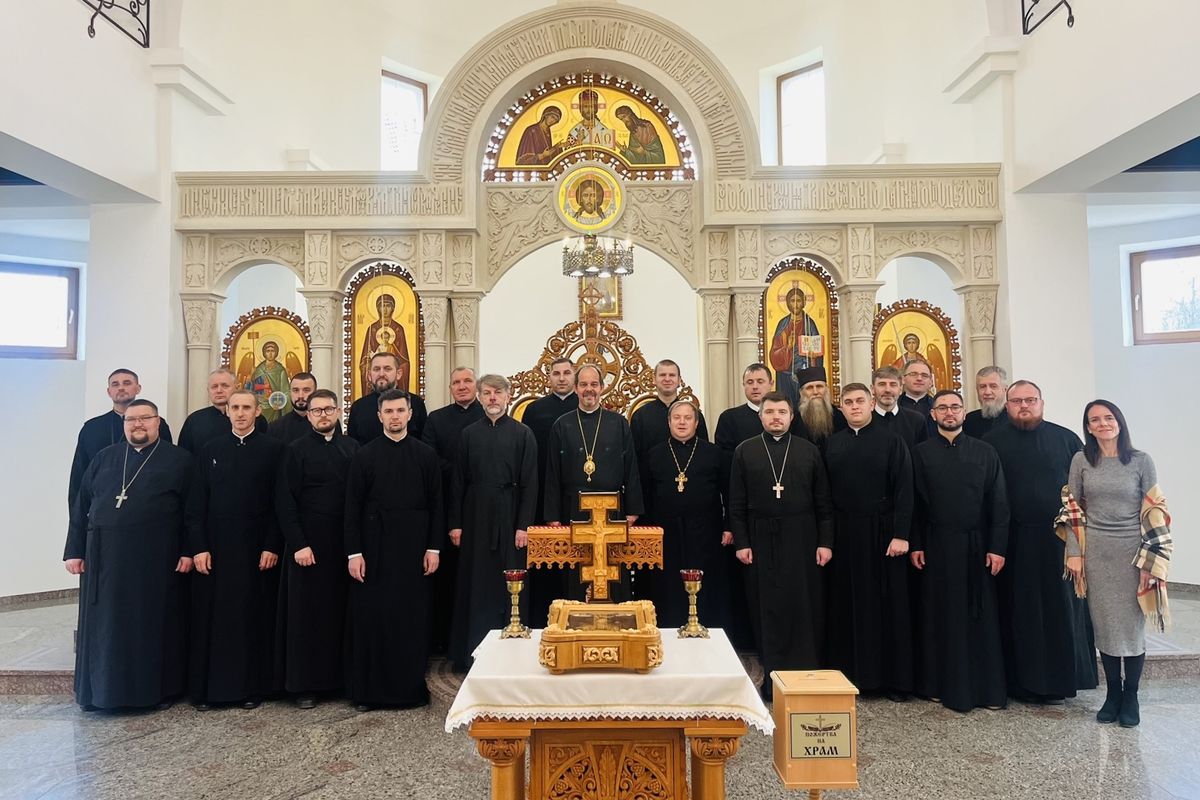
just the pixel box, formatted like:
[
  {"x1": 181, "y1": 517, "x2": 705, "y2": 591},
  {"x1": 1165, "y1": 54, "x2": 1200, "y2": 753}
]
[
  {"x1": 1097, "y1": 652, "x2": 1122, "y2": 724},
  {"x1": 1119, "y1": 653, "x2": 1145, "y2": 728}
]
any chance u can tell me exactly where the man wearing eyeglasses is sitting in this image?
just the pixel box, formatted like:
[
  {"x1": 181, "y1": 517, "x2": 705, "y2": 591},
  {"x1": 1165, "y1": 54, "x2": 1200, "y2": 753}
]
[
  {"x1": 69, "y1": 369, "x2": 174, "y2": 511},
  {"x1": 983, "y1": 380, "x2": 1097, "y2": 705},
  {"x1": 268, "y1": 372, "x2": 342, "y2": 444},
  {"x1": 63, "y1": 399, "x2": 196, "y2": 711},
  {"x1": 909, "y1": 389, "x2": 1010, "y2": 712},
  {"x1": 275, "y1": 389, "x2": 359, "y2": 709}
]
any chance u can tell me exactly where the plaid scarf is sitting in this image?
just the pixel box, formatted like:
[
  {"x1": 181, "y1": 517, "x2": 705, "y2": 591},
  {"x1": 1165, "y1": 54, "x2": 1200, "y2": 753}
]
[
  {"x1": 1054, "y1": 485, "x2": 1087, "y2": 598},
  {"x1": 1135, "y1": 484, "x2": 1173, "y2": 633}
]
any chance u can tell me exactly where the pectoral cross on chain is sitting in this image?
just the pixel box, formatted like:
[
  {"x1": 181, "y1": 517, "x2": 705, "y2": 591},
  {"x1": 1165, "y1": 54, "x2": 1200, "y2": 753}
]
[
  {"x1": 115, "y1": 491, "x2": 128, "y2": 509},
  {"x1": 772, "y1": 482, "x2": 784, "y2": 500},
  {"x1": 675, "y1": 473, "x2": 687, "y2": 493}
]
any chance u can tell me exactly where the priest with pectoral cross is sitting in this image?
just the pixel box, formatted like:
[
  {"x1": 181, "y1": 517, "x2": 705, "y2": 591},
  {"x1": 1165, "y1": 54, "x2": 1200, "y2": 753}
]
[
  {"x1": 543, "y1": 364, "x2": 644, "y2": 601},
  {"x1": 730, "y1": 391, "x2": 834, "y2": 701}
]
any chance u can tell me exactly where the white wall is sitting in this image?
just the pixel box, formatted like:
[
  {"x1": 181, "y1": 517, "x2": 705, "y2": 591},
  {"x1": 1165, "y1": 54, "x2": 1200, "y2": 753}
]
[
  {"x1": 219, "y1": 263, "x2": 306, "y2": 334},
  {"x1": 876, "y1": 256, "x2": 963, "y2": 334},
  {"x1": 1088, "y1": 213, "x2": 1200, "y2": 585},
  {"x1": 480, "y1": 243, "x2": 702, "y2": 399}
]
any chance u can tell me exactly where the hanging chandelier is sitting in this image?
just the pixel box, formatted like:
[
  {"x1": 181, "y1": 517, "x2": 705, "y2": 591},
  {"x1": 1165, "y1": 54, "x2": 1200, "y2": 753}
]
[{"x1": 561, "y1": 234, "x2": 634, "y2": 278}]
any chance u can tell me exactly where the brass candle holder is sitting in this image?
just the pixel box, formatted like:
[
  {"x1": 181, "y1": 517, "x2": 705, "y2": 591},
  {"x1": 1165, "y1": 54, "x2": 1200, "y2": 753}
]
[
  {"x1": 677, "y1": 568, "x2": 709, "y2": 638},
  {"x1": 500, "y1": 569, "x2": 530, "y2": 639}
]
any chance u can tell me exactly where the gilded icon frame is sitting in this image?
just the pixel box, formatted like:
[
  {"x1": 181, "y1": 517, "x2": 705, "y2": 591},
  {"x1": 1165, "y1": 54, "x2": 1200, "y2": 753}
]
[
  {"x1": 760, "y1": 257, "x2": 841, "y2": 403},
  {"x1": 872, "y1": 299, "x2": 962, "y2": 392},
  {"x1": 220, "y1": 307, "x2": 312, "y2": 424},
  {"x1": 343, "y1": 262, "x2": 424, "y2": 407}
]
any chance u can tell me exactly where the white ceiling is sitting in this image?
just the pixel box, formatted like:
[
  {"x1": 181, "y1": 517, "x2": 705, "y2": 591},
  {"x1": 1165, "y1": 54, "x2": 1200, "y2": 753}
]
[
  {"x1": 1086, "y1": 203, "x2": 1200, "y2": 229},
  {"x1": 0, "y1": 218, "x2": 89, "y2": 242}
]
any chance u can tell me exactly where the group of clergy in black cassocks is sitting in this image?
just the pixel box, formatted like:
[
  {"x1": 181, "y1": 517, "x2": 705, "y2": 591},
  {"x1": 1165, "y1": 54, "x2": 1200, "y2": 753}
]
[{"x1": 65, "y1": 353, "x2": 1096, "y2": 716}]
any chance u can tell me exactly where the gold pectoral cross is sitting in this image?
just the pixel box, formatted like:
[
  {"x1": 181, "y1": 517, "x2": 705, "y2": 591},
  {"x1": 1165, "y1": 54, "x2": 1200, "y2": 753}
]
[
  {"x1": 773, "y1": 482, "x2": 784, "y2": 499},
  {"x1": 675, "y1": 472, "x2": 687, "y2": 493}
]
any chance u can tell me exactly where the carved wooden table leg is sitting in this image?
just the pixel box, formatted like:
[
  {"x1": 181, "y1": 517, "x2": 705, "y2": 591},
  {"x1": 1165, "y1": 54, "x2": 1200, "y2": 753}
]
[
  {"x1": 474, "y1": 737, "x2": 527, "y2": 800},
  {"x1": 689, "y1": 735, "x2": 741, "y2": 800}
]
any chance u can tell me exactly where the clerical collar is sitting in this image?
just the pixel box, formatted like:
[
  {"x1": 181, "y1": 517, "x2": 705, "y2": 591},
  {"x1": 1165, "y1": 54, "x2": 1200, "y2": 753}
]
[
  {"x1": 875, "y1": 405, "x2": 898, "y2": 417},
  {"x1": 849, "y1": 421, "x2": 870, "y2": 434},
  {"x1": 486, "y1": 414, "x2": 507, "y2": 426},
  {"x1": 578, "y1": 405, "x2": 600, "y2": 416},
  {"x1": 746, "y1": 401, "x2": 761, "y2": 412},
  {"x1": 383, "y1": 431, "x2": 408, "y2": 442},
  {"x1": 767, "y1": 432, "x2": 787, "y2": 442},
  {"x1": 233, "y1": 430, "x2": 255, "y2": 445},
  {"x1": 671, "y1": 436, "x2": 694, "y2": 446},
  {"x1": 455, "y1": 401, "x2": 476, "y2": 410},
  {"x1": 322, "y1": 433, "x2": 335, "y2": 442},
  {"x1": 553, "y1": 392, "x2": 573, "y2": 400},
  {"x1": 904, "y1": 393, "x2": 928, "y2": 403}
]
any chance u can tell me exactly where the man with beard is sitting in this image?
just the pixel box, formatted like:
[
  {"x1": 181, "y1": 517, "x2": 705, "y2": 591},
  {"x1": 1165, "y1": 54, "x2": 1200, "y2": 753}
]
[
  {"x1": 423, "y1": 366, "x2": 484, "y2": 654},
  {"x1": 178, "y1": 369, "x2": 267, "y2": 454},
  {"x1": 964, "y1": 366, "x2": 1010, "y2": 439},
  {"x1": 789, "y1": 366, "x2": 846, "y2": 448},
  {"x1": 869, "y1": 366, "x2": 927, "y2": 449},
  {"x1": 714, "y1": 364, "x2": 773, "y2": 456},
  {"x1": 447, "y1": 375, "x2": 538, "y2": 671},
  {"x1": 730, "y1": 392, "x2": 834, "y2": 700},
  {"x1": 520, "y1": 357, "x2": 578, "y2": 624},
  {"x1": 189, "y1": 390, "x2": 285, "y2": 710},
  {"x1": 898, "y1": 361, "x2": 936, "y2": 437},
  {"x1": 824, "y1": 384, "x2": 914, "y2": 701},
  {"x1": 641, "y1": 400, "x2": 732, "y2": 629},
  {"x1": 910, "y1": 390, "x2": 1009, "y2": 712},
  {"x1": 69, "y1": 369, "x2": 174, "y2": 510},
  {"x1": 268, "y1": 372, "x2": 342, "y2": 443},
  {"x1": 344, "y1": 389, "x2": 442, "y2": 710},
  {"x1": 64, "y1": 399, "x2": 194, "y2": 710},
  {"x1": 544, "y1": 364, "x2": 644, "y2": 601},
  {"x1": 984, "y1": 380, "x2": 1097, "y2": 703},
  {"x1": 630, "y1": 359, "x2": 709, "y2": 482},
  {"x1": 275, "y1": 389, "x2": 359, "y2": 708},
  {"x1": 347, "y1": 352, "x2": 428, "y2": 444}
]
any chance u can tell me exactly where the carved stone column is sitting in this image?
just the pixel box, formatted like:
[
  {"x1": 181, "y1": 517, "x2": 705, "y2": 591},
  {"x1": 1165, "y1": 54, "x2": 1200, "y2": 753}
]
[
  {"x1": 700, "y1": 291, "x2": 732, "y2": 414},
  {"x1": 303, "y1": 230, "x2": 333, "y2": 288},
  {"x1": 958, "y1": 285, "x2": 998, "y2": 393},
  {"x1": 449, "y1": 294, "x2": 480, "y2": 375},
  {"x1": 423, "y1": 292, "x2": 451, "y2": 408},
  {"x1": 473, "y1": 736, "x2": 527, "y2": 800},
  {"x1": 300, "y1": 290, "x2": 343, "y2": 397},
  {"x1": 181, "y1": 292, "x2": 223, "y2": 414},
  {"x1": 838, "y1": 283, "x2": 883, "y2": 384},
  {"x1": 731, "y1": 289, "x2": 762, "y2": 383},
  {"x1": 689, "y1": 734, "x2": 742, "y2": 800}
]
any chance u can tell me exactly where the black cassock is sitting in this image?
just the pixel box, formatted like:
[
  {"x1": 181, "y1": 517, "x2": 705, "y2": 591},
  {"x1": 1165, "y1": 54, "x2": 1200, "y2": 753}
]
[
  {"x1": 824, "y1": 422, "x2": 914, "y2": 693},
  {"x1": 630, "y1": 398, "x2": 709, "y2": 479},
  {"x1": 898, "y1": 394, "x2": 936, "y2": 437},
  {"x1": 521, "y1": 392, "x2": 578, "y2": 622},
  {"x1": 714, "y1": 404, "x2": 761, "y2": 456},
  {"x1": 346, "y1": 392, "x2": 428, "y2": 445},
  {"x1": 789, "y1": 406, "x2": 847, "y2": 448},
  {"x1": 423, "y1": 401, "x2": 485, "y2": 654},
  {"x1": 343, "y1": 435, "x2": 443, "y2": 706},
  {"x1": 544, "y1": 408, "x2": 644, "y2": 601},
  {"x1": 730, "y1": 433, "x2": 833, "y2": 673},
  {"x1": 178, "y1": 406, "x2": 266, "y2": 454},
  {"x1": 268, "y1": 411, "x2": 342, "y2": 444},
  {"x1": 69, "y1": 410, "x2": 174, "y2": 508},
  {"x1": 641, "y1": 437, "x2": 731, "y2": 629},
  {"x1": 65, "y1": 441, "x2": 195, "y2": 709},
  {"x1": 188, "y1": 431, "x2": 286, "y2": 704},
  {"x1": 872, "y1": 407, "x2": 928, "y2": 450},
  {"x1": 448, "y1": 415, "x2": 537, "y2": 669},
  {"x1": 985, "y1": 421, "x2": 1098, "y2": 699},
  {"x1": 911, "y1": 433, "x2": 1009, "y2": 711},
  {"x1": 275, "y1": 429, "x2": 360, "y2": 695},
  {"x1": 964, "y1": 410, "x2": 1009, "y2": 439},
  {"x1": 712, "y1": 402, "x2": 763, "y2": 651}
]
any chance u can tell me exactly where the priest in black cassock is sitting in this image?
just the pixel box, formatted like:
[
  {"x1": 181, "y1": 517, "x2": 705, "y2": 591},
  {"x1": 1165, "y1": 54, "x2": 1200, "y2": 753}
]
[
  {"x1": 641, "y1": 399, "x2": 732, "y2": 629},
  {"x1": 824, "y1": 384, "x2": 914, "y2": 701},
  {"x1": 963, "y1": 366, "x2": 1010, "y2": 439},
  {"x1": 910, "y1": 389, "x2": 1009, "y2": 712},
  {"x1": 344, "y1": 389, "x2": 443, "y2": 710},
  {"x1": 275, "y1": 389, "x2": 359, "y2": 709},
  {"x1": 984, "y1": 380, "x2": 1097, "y2": 702},
  {"x1": 544, "y1": 364, "x2": 644, "y2": 601},
  {"x1": 188, "y1": 390, "x2": 286, "y2": 709},
  {"x1": 346, "y1": 352, "x2": 428, "y2": 445},
  {"x1": 64, "y1": 399, "x2": 194, "y2": 710},
  {"x1": 898, "y1": 361, "x2": 937, "y2": 437},
  {"x1": 447, "y1": 375, "x2": 537, "y2": 671},
  {"x1": 267, "y1": 372, "x2": 342, "y2": 443},
  {"x1": 178, "y1": 368, "x2": 266, "y2": 454},
  {"x1": 788, "y1": 367, "x2": 847, "y2": 448},
  {"x1": 730, "y1": 392, "x2": 834, "y2": 700},
  {"x1": 520, "y1": 357, "x2": 578, "y2": 624},
  {"x1": 630, "y1": 359, "x2": 710, "y2": 474},
  {"x1": 423, "y1": 367, "x2": 484, "y2": 655},
  {"x1": 714, "y1": 364, "x2": 773, "y2": 456},
  {"x1": 869, "y1": 366, "x2": 927, "y2": 449},
  {"x1": 69, "y1": 368, "x2": 174, "y2": 509}
]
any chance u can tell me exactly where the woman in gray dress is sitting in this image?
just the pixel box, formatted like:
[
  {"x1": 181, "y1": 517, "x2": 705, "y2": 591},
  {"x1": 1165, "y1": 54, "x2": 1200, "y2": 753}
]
[{"x1": 1066, "y1": 400, "x2": 1158, "y2": 728}]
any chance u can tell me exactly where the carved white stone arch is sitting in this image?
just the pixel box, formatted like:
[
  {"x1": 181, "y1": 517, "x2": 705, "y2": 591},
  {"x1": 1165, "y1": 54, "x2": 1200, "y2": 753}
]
[
  {"x1": 421, "y1": 3, "x2": 759, "y2": 190},
  {"x1": 332, "y1": 233, "x2": 419, "y2": 290},
  {"x1": 872, "y1": 226, "x2": 969, "y2": 282},
  {"x1": 210, "y1": 234, "x2": 305, "y2": 292},
  {"x1": 763, "y1": 247, "x2": 848, "y2": 287}
]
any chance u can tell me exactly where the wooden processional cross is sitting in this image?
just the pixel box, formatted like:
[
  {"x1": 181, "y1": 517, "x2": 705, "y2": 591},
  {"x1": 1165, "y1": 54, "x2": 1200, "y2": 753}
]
[{"x1": 526, "y1": 493, "x2": 663, "y2": 601}]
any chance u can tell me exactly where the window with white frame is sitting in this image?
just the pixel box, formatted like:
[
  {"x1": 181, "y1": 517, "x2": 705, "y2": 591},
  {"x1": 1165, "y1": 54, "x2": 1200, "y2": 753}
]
[
  {"x1": 1130, "y1": 244, "x2": 1200, "y2": 345},
  {"x1": 381, "y1": 71, "x2": 427, "y2": 170},
  {"x1": 0, "y1": 263, "x2": 80, "y2": 358},
  {"x1": 777, "y1": 63, "x2": 826, "y2": 166}
]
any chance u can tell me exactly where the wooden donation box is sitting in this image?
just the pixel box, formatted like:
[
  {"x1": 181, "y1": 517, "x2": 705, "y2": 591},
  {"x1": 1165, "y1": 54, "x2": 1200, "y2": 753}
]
[
  {"x1": 526, "y1": 492, "x2": 664, "y2": 673},
  {"x1": 771, "y1": 670, "x2": 859, "y2": 793}
]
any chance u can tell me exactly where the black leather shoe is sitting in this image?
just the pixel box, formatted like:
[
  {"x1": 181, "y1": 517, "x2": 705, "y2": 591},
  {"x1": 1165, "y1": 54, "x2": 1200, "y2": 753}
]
[
  {"x1": 1118, "y1": 688, "x2": 1140, "y2": 727},
  {"x1": 886, "y1": 691, "x2": 910, "y2": 703},
  {"x1": 192, "y1": 702, "x2": 211, "y2": 711},
  {"x1": 241, "y1": 698, "x2": 261, "y2": 710},
  {"x1": 354, "y1": 703, "x2": 371, "y2": 712},
  {"x1": 156, "y1": 699, "x2": 175, "y2": 711},
  {"x1": 295, "y1": 695, "x2": 317, "y2": 710},
  {"x1": 1097, "y1": 685, "x2": 1122, "y2": 724}
]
